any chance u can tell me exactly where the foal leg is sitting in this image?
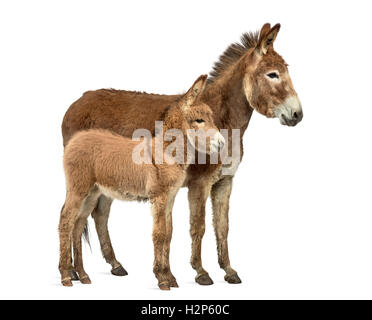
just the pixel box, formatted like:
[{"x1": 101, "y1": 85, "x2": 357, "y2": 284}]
[
  {"x1": 72, "y1": 189, "x2": 101, "y2": 284},
  {"x1": 164, "y1": 195, "x2": 178, "y2": 288},
  {"x1": 211, "y1": 176, "x2": 241, "y2": 284},
  {"x1": 92, "y1": 195, "x2": 127, "y2": 276},
  {"x1": 151, "y1": 194, "x2": 171, "y2": 290},
  {"x1": 67, "y1": 214, "x2": 79, "y2": 281},
  {"x1": 188, "y1": 182, "x2": 213, "y2": 285},
  {"x1": 58, "y1": 193, "x2": 84, "y2": 287}
]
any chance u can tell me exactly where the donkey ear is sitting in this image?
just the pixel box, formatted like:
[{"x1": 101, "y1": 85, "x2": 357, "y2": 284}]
[
  {"x1": 184, "y1": 74, "x2": 208, "y2": 109},
  {"x1": 256, "y1": 23, "x2": 281, "y2": 55}
]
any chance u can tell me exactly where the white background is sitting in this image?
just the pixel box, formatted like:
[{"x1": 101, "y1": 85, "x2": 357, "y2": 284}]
[{"x1": 0, "y1": 0, "x2": 371, "y2": 300}]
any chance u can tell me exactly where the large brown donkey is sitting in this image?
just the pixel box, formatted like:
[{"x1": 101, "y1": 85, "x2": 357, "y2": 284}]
[
  {"x1": 59, "y1": 75, "x2": 223, "y2": 289},
  {"x1": 62, "y1": 23, "x2": 303, "y2": 285}
]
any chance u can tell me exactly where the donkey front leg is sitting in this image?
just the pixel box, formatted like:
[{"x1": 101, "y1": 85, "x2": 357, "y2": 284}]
[
  {"x1": 188, "y1": 182, "x2": 214, "y2": 285},
  {"x1": 211, "y1": 176, "x2": 241, "y2": 284},
  {"x1": 92, "y1": 195, "x2": 127, "y2": 276},
  {"x1": 151, "y1": 194, "x2": 174, "y2": 290}
]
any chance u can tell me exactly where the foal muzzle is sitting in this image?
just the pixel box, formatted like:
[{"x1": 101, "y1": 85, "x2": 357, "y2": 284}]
[{"x1": 210, "y1": 131, "x2": 225, "y2": 153}]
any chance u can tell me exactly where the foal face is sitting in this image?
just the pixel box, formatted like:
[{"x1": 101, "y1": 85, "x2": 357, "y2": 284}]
[
  {"x1": 178, "y1": 75, "x2": 225, "y2": 154},
  {"x1": 243, "y1": 23, "x2": 303, "y2": 127},
  {"x1": 185, "y1": 102, "x2": 224, "y2": 154}
]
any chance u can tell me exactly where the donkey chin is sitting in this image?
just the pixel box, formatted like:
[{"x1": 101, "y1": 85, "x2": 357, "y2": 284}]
[{"x1": 274, "y1": 96, "x2": 303, "y2": 127}]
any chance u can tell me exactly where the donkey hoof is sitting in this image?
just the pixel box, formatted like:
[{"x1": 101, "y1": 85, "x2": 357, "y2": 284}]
[
  {"x1": 80, "y1": 276, "x2": 91, "y2": 284},
  {"x1": 158, "y1": 282, "x2": 171, "y2": 291},
  {"x1": 69, "y1": 270, "x2": 79, "y2": 281},
  {"x1": 225, "y1": 273, "x2": 242, "y2": 284},
  {"x1": 169, "y1": 279, "x2": 179, "y2": 288},
  {"x1": 196, "y1": 274, "x2": 214, "y2": 286},
  {"x1": 111, "y1": 265, "x2": 128, "y2": 277},
  {"x1": 62, "y1": 278, "x2": 73, "y2": 287}
]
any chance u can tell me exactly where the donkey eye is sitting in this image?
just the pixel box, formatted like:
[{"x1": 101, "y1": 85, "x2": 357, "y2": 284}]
[
  {"x1": 195, "y1": 119, "x2": 205, "y2": 123},
  {"x1": 267, "y1": 72, "x2": 279, "y2": 79}
]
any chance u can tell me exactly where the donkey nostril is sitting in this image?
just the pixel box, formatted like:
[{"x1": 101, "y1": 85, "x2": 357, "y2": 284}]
[{"x1": 293, "y1": 112, "x2": 298, "y2": 119}]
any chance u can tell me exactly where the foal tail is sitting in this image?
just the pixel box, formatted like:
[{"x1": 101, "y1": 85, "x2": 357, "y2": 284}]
[
  {"x1": 82, "y1": 222, "x2": 91, "y2": 249},
  {"x1": 81, "y1": 196, "x2": 101, "y2": 248}
]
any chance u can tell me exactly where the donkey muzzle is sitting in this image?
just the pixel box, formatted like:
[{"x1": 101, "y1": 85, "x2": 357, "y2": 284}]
[
  {"x1": 281, "y1": 109, "x2": 303, "y2": 126},
  {"x1": 275, "y1": 95, "x2": 303, "y2": 127}
]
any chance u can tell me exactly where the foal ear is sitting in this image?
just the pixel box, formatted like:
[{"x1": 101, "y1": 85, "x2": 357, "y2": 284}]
[
  {"x1": 183, "y1": 74, "x2": 208, "y2": 109},
  {"x1": 256, "y1": 23, "x2": 281, "y2": 55}
]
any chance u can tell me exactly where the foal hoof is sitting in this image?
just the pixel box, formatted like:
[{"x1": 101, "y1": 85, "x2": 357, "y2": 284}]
[
  {"x1": 158, "y1": 282, "x2": 171, "y2": 291},
  {"x1": 111, "y1": 265, "x2": 128, "y2": 277},
  {"x1": 225, "y1": 273, "x2": 242, "y2": 284},
  {"x1": 69, "y1": 270, "x2": 79, "y2": 281},
  {"x1": 62, "y1": 278, "x2": 73, "y2": 287},
  {"x1": 196, "y1": 274, "x2": 214, "y2": 286},
  {"x1": 80, "y1": 276, "x2": 91, "y2": 284}
]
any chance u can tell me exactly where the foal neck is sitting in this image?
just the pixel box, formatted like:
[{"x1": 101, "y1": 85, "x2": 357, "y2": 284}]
[{"x1": 153, "y1": 110, "x2": 189, "y2": 170}]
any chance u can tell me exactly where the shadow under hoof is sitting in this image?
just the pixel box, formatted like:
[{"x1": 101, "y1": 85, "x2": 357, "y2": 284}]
[
  {"x1": 158, "y1": 282, "x2": 170, "y2": 290},
  {"x1": 111, "y1": 265, "x2": 128, "y2": 277},
  {"x1": 224, "y1": 274, "x2": 242, "y2": 284},
  {"x1": 69, "y1": 270, "x2": 79, "y2": 281},
  {"x1": 196, "y1": 274, "x2": 214, "y2": 286}
]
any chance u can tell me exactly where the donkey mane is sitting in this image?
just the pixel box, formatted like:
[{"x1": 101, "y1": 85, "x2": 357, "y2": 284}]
[{"x1": 207, "y1": 31, "x2": 259, "y2": 84}]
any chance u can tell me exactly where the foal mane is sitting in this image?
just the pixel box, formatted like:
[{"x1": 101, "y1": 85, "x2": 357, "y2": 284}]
[{"x1": 207, "y1": 31, "x2": 259, "y2": 84}]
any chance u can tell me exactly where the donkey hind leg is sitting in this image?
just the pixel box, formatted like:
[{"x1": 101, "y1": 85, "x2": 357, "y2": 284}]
[
  {"x1": 211, "y1": 177, "x2": 241, "y2": 284},
  {"x1": 58, "y1": 193, "x2": 85, "y2": 287},
  {"x1": 188, "y1": 183, "x2": 214, "y2": 285},
  {"x1": 92, "y1": 195, "x2": 127, "y2": 276},
  {"x1": 151, "y1": 194, "x2": 173, "y2": 290},
  {"x1": 72, "y1": 188, "x2": 101, "y2": 284},
  {"x1": 164, "y1": 195, "x2": 178, "y2": 288}
]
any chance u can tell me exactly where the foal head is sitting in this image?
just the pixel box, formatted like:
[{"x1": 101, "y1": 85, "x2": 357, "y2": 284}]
[
  {"x1": 165, "y1": 75, "x2": 224, "y2": 155},
  {"x1": 242, "y1": 23, "x2": 303, "y2": 126}
]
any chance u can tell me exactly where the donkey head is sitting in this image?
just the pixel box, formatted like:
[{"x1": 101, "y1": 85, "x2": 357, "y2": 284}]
[
  {"x1": 243, "y1": 23, "x2": 303, "y2": 126},
  {"x1": 175, "y1": 75, "x2": 225, "y2": 154}
]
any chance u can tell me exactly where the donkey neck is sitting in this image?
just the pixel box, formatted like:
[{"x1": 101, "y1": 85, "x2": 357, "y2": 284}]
[{"x1": 203, "y1": 58, "x2": 253, "y2": 133}]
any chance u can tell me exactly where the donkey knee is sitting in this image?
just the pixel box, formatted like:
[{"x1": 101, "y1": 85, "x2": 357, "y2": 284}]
[{"x1": 190, "y1": 224, "x2": 206, "y2": 239}]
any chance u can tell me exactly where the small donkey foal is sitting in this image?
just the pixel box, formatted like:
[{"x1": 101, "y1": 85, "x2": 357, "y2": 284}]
[{"x1": 59, "y1": 75, "x2": 224, "y2": 290}]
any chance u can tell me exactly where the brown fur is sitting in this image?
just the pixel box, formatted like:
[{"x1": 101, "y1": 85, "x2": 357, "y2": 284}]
[
  {"x1": 207, "y1": 31, "x2": 260, "y2": 85},
  {"x1": 59, "y1": 76, "x2": 219, "y2": 289},
  {"x1": 61, "y1": 23, "x2": 301, "y2": 285}
]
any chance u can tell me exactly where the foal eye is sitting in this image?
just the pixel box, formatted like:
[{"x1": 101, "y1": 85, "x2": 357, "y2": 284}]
[
  {"x1": 195, "y1": 119, "x2": 205, "y2": 123},
  {"x1": 267, "y1": 72, "x2": 279, "y2": 79}
]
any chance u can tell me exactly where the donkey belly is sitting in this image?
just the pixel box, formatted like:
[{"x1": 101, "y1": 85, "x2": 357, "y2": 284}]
[{"x1": 97, "y1": 184, "x2": 149, "y2": 202}]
